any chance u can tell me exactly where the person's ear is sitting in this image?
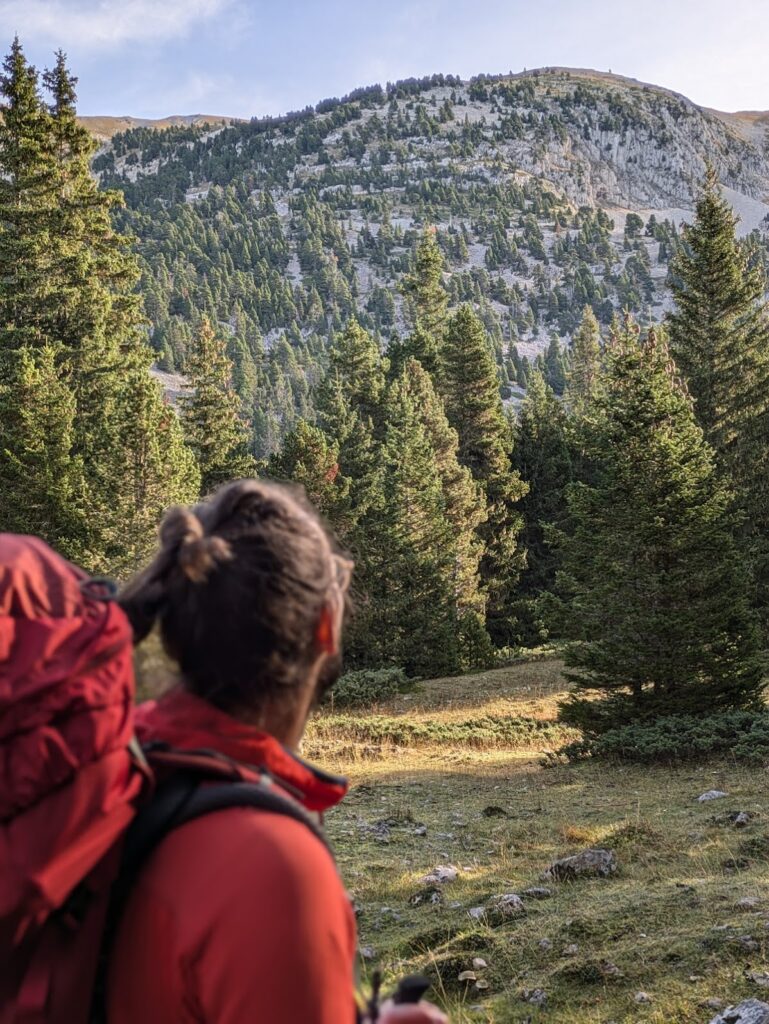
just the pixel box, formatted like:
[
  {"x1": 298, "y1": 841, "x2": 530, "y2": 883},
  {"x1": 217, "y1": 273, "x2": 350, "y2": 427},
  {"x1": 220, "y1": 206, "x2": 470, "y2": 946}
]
[{"x1": 314, "y1": 603, "x2": 339, "y2": 656}]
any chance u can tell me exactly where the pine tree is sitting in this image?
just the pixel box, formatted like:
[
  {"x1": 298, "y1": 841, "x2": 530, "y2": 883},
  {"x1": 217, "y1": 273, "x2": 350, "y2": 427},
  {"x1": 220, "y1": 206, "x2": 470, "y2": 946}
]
[
  {"x1": 442, "y1": 304, "x2": 527, "y2": 645},
  {"x1": 387, "y1": 323, "x2": 441, "y2": 380},
  {"x1": 364, "y1": 371, "x2": 459, "y2": 675},
  {"x1": 667, "y1": 167, "x2": 769, "y2": 621},
  {"x1": 559, "y1": 318, "x2": 762, "y2": 734},
  {"x1": 182, "y1": 316, "x2": 256, "y2": 495},
  {"x1": 0, "y1": 344, "x2": 87, "y2": 559},
  {"x1": 401, "y1": 228, "x2": 449, "y2": 359},
  {"x1": 106, "y1": 346, "x2": 200, "y2": 576},
  {"x1": 667, "y1": 166, "x2": 769, "y2": 541},
  {"x1": 567, "y1": 305, "x2": 601, "y2": 413},
  {"x1": 0, "y1": 42, "x2": 199, "y2": 573},
  {"x1": 316, "y1": 317, "x2": 387, "y2": 429},
  {"x1": 0, "y1": 39, "x2": 58, "y2": 351},
  {"x1": 397, "y1": 358, "x2": 491, "y2": 664},
  {"x1": 267, "y1": 419, "x2": 349, "y2": 524},
  {"x1": 511, "y1": 371, "x2": 573, "y2": 644}
]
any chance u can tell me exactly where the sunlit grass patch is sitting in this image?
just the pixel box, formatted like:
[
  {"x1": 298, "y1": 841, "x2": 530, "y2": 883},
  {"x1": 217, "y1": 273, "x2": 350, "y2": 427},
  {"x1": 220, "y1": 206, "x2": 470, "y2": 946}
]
[{"x1": 311, "y1": 658, "x2": 769, "y2": 1022}]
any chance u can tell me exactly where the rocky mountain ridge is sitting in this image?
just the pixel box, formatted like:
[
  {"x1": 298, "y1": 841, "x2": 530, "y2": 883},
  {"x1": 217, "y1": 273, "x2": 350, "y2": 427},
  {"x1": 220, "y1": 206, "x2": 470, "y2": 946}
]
[{"x1": 88, "y1": 68, "x2": 769, "y2": 452}]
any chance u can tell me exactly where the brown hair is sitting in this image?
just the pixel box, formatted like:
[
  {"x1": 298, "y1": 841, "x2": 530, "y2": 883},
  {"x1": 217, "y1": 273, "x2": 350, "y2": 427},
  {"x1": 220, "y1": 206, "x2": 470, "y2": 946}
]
[{"x1": 119, "y1": 479, "x2": 352, "y2": 715}]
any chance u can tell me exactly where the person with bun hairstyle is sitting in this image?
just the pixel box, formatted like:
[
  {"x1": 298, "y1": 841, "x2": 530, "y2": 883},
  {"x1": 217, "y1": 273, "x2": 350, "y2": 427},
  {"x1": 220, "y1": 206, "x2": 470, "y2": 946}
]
[{"x1": 108, "y1": 479, "x2": 447, "y2": 1024}]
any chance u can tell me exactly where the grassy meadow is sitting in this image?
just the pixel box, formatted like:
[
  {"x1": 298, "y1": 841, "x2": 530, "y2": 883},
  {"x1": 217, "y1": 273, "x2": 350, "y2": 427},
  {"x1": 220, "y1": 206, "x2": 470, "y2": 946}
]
[{"x1": 305, "y1": 660, "x2": 769, "y2": 1023}]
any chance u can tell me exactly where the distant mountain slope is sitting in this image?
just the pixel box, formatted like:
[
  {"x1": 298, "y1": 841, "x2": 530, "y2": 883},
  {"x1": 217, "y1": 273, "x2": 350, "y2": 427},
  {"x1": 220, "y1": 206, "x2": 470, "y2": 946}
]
[
  {"x1": 90, "y1": 68, "x2": 769, "y2": 454},
  {"x1": 80, "y1": 113, "x2": 240, "y2": 141}
]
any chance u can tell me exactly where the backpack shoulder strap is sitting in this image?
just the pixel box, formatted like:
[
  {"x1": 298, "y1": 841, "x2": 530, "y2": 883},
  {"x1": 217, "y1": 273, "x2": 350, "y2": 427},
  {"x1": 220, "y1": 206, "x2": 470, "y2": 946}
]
[
  {"x1": 122, "y1": 771, "x2": 330, "y2": 877},
  {"x1": 91, "y1": 761, "x2": 331, "y2": 1022}
]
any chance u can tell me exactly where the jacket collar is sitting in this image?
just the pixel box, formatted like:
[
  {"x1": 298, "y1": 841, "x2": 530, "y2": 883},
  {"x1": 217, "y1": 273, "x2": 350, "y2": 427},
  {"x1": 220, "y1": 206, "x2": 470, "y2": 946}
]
[{"x1": 135, "y1": 687, "x2": 347, "y2": 813}]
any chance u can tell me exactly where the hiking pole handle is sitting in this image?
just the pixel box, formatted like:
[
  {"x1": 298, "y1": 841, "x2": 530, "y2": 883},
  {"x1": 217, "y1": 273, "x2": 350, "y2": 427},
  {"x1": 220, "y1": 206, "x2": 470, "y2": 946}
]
[{"x1": 392, "y1": 975, "x2": 431, "y2": 1005}]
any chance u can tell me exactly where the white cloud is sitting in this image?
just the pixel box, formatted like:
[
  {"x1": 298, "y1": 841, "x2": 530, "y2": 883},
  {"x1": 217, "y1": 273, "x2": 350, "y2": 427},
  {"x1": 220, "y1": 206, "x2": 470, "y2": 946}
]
[{"x1": 0, "y1": 0, "x2": 236, "y2": 50}]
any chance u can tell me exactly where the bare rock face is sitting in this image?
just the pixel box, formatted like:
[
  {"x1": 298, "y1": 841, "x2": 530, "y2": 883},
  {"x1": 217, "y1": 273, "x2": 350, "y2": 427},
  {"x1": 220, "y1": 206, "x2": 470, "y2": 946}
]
[
  {"x1": 542, "y1": 847, "x2": 617, "y2": 882},
  {"x1": 708, "y1": 1000, "x2": 769, "y2": 1024}
]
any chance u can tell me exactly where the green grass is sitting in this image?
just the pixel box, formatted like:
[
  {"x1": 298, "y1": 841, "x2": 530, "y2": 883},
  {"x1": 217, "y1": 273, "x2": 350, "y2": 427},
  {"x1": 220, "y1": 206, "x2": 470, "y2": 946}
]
[{"x1": 305, "y1": 660, "x2": 769, "y2": 1022}]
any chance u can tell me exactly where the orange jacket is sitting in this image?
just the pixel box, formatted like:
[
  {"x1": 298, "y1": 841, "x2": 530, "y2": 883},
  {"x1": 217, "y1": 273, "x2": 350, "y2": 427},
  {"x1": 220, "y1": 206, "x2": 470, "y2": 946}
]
[{"x1": 107, "y1": 688, "x2": 358, "y2": 1024}]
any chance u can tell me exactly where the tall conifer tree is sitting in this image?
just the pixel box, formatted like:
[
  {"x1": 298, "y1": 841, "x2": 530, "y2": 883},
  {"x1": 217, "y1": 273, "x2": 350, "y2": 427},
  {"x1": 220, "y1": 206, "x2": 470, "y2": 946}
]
[
  {"x1": 182, "y1": 316, "x2": 256, "y2": 495},
  {"x1": 559, "y1": 317, "x2": 762, "y2": 734},
  {"x1": 442, "y1": 304, "x2": 527, "y2": 645},
  {"x1": 397, "y1": 358, "x2": 491, "y2": 664},
  {"x1": 511, "y1": 371, "x2": 573, "y2": 644},
  {"x1": 0, "y1": 42, "x2": 199, "y2": 571},
  {"x1": 567, "y1": 305, "x2": 602, "y2": 414},
  {"x1": 400, "y1": 228, "x2": 449, "y2": 375},
  {"x1": 365, "y1": 371, "x2": 459, "y2": 675},
  {"x1": 667, "y1": 166, "x2": 769, "y2": 550}
]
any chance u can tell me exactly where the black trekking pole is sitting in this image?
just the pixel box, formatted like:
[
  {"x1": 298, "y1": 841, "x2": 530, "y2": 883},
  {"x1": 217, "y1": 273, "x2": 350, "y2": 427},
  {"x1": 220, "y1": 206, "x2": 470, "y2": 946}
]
[{"x1": 367, "y1": 972, "x2": 431, "y2": 1021}]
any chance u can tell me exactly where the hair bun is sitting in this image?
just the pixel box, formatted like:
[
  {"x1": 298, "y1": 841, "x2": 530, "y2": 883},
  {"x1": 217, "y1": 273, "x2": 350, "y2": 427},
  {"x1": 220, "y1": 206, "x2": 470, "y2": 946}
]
[{"x1": 160, "y1": 506, "x2": 233, "y2": 585}]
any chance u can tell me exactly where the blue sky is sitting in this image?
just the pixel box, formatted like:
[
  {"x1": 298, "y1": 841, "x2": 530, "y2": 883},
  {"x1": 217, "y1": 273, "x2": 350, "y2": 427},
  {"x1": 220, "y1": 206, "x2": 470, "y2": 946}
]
[{"x1": 1, "y1": 0, "x2": 768, "y2": 119}]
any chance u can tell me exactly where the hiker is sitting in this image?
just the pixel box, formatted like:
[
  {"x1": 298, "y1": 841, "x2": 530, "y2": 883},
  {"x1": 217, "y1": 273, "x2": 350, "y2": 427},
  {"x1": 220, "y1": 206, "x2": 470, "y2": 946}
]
[{"x1": 106, "y1": 479, "x2": 447, "y2": 1023}]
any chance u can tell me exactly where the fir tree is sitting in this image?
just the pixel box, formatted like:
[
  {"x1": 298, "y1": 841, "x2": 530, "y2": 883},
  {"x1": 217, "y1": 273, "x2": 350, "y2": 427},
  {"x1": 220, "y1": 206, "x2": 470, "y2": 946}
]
[
  {"x1": 267, "y1": 419, "x2": 349, "y2": 524},
  {"x1": 397, "y1": 358, "x2": 491, "y2": 665},
  {"x1": 107, "y1": 346, "x2": 200, "y2": 575},
  {"x1": 559, "y1": 318, "x2": 762, "y2": 734},
  {"x1": 317, "y1": 317, "x2": 387, "y2": 429},
  {"x1": 0, "y1": 42, "x2": 199, "y2": 573},
  {"x1": 182, "y1": 316, "x2": 256, "y2": 495},
  {"x1": 668, "y1": 166, "x2": 769, "y2": 459},
  {"x1": 567, "y1": 305, "x2": 602, "y2": 413},
  {"x1": 511, "y1": 371, "x2": 573, "y2": 644},
  {"x1": 401, "y1": 228, "x2": 449, "y2": 360},
  {"x1": 442, "y1": 304, "x2": 527, "y2": 645},
  {"x1": 668, "y1": 166, "x2": 769, "y2": 616},
  {"x1": 364, "y1": 371, "x2": 459, "y2": 675},
  {"x1": 0, "y1": 39, "x2": 58, "y2": 352},
  {"x1": 0, "y1": 344, "x2": 87, "y2": 559}
]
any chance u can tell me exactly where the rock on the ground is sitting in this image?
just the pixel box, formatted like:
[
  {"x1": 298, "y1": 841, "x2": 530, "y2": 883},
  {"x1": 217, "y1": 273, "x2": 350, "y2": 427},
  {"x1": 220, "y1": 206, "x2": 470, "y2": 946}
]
[
  {"x1": 521, "y1": 988, "x2": 547, "y2": 1007},
  {"x1": 699, "y1": 790, "x2": 729, "y2": 802},
  {"x1": 709, "y1": 999, "x2": 769, "y2": 1024},
  {"x1": 542, "y1": 847, "x2": 618, "y2": 881},
  {"x1": 737, "y1": 897, "x2": 761, "y2": 911},
  {"x1": 420, "y1": 865, "x2": 458, "y2": 884},
  {"x1": 523, "y1": 887, "x2": 553, "y2": 900},
  {"x1": 488, "y1": 893, "x2": 525, "y2": 917},
  {"x1": 634, "y1": 991, "x2": 652, "y2": 1004}
]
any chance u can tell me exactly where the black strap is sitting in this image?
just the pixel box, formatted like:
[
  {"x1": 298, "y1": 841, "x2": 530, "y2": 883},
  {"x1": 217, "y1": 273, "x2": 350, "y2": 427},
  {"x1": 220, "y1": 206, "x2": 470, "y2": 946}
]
[{"x1": 92, "y1": 771, "x2": 330, "y2": 1021}]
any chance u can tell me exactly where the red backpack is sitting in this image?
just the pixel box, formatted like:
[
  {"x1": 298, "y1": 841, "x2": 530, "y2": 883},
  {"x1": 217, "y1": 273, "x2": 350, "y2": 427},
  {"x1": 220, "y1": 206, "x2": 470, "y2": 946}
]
[{"x1": 0, "y1": 534, "x2": 327, "y2": 1024}]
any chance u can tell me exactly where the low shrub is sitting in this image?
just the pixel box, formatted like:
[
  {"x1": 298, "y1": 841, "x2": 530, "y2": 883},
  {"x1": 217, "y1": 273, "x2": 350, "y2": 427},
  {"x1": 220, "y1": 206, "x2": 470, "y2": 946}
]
[
  {"x1": 312, "y1": 712, "x2": 574, "y2": 749},
  {"x1": 561, "y1": 709, "x2": 769, "y2": 764},
  {"x1": 326, "y1": 667, "x2": 412, "y2": 709}
]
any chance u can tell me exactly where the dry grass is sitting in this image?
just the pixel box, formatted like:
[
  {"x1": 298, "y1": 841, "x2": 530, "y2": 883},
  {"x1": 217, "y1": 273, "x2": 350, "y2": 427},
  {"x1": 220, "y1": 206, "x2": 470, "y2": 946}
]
[{"x1": 307, "y1": 659, "x2": 769, "y2": 1023}]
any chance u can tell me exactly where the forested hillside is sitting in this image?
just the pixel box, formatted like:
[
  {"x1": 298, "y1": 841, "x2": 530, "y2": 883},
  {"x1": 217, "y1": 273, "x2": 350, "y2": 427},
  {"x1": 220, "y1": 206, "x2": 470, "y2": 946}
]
[{"x1": 95, "y1": 68, "x2": 769, "y2": 455}]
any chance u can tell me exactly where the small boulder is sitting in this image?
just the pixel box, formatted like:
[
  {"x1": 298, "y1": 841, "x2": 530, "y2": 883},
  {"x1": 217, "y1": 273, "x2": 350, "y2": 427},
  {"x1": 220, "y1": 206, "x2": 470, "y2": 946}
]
[
  {"x1": 737, "y1": 897, "x2": 761, "y2": 911},
  {"x1": 523, "y1": 886, "x2": 553, "y2": 900},
  {"x1": 543, "y1": 847, "x2": 617, "y2": 881},
  {"x1": 699, "y1": 790, "x2": 729, "y2": 803},
  {"x1": 521, "y1": 988, "x2": 547, "y2": 1007},
  {"x1": 420, "y1": 865, "x2": 458, "y2": 885},
  {"x1": 488, "y1": 893, "x2": 525, "y2": 918},
  {"x1": 709, "y1": 999, "x2": 769, "y2": 1024}
]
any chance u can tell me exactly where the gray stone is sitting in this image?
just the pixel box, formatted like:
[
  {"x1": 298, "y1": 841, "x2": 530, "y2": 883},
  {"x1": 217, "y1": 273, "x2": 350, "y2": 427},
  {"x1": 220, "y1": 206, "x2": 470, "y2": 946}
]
[
  {"x1": 708, "y1": 999, "x2": 769, "y2": 1024},
  {"x1": 523, "y1": 886, "x2": 553, "y2": 900},
  {"x1": 543, "y1": 847, "x2": 618, "y2": 881},
  {"x1": 699, "y1": 790, "x2": 729, "y2": 802},
  {"x1": 488, "y1": 893, "x2": 525, "y2": 917}
]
